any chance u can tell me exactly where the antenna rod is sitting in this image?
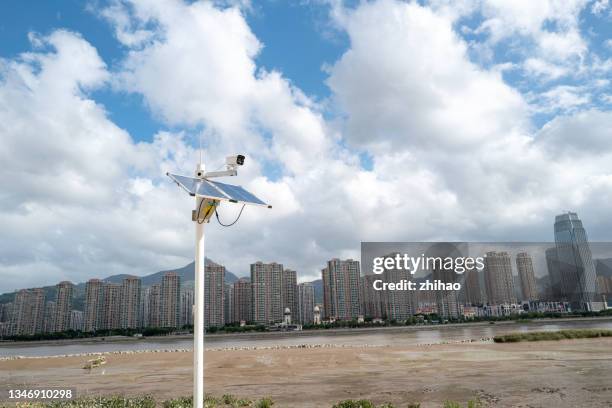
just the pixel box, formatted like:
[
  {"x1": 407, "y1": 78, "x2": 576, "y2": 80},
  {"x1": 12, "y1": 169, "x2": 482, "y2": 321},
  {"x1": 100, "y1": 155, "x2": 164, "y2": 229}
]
[{"x1": 199, "y1": 133, "x2": 203, "y2": 165}]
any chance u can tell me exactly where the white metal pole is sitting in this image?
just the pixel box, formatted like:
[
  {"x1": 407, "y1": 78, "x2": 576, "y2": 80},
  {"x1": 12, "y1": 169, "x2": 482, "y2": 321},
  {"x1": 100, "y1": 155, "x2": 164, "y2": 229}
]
[{"x1": 194, "y1": 196, "x2": 205, "y2": 408}]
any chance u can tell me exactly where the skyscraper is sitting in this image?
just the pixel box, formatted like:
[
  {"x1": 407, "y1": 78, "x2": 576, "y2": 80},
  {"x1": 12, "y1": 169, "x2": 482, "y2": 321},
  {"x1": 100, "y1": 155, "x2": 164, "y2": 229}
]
[
  {"x1": 463, "y1": 269, "x2": 483, "y2": 305},
  {"x1": 205, "y1": 263, "x2": 225, "y2": 328},
  {"x1": 428, "y1": 244, "x2": 461, "y2": 319},
  {"x1": 361, "y1": 275, "x2": 383, "y2": 319},
  {"x1": 545, "y1": 247, "x2": 563, "y2": 301},
  {"x1": 0, "y1": 302, "x2": 12, "y2": 324},
  {"x1": 100, "y1": 283, "x2": 121, "y2": 330},
  {"x1": 322, "y1": 259, "x2": 361, "y2": 321},
  {"x1": 554, "y1": 212, "x2": 598, "y2": 310},
  {"x1": 597, "y1": 275, "x2": 612, "y2": 295},
  {"x1": 181, "y1": 288, "x2": 194, "y2": 326},
  {"x1": 148, "y1": 284, "x2": 162, "y2": 327},
  {"x1": 70, "y1": 310, "x2": 83, "y2": 331},
  {"x1": 484, "y1": 252, "x2": 516, "y2": 305},
  {"x1": 282, "y1": 269, "x2": 298, "y2": 317},
  {"x1": 232, "y1": 278, "x2": 252, "y2": 323},
  {"x1": 120, "y1": 277, "x2": 141, "y2": 329},
  {"x1": 83, "y1": 279, "x2": 103, "y2": 332},
  {"x1": 380, "y1": 264, "x2": 415, "y2": 320},
  {"x1": 54, "y1": 281, "x2": 73, "y2": 332},
  {"x1": 516, "y1": 252, "x2": 538, "y2": 301},
  {"x1": 161, "y1": 272, "x2": 181, "y2": 328},
  {"x1": 224, "y1": 284, "x2": 233, "y2": 326},
  {"x1": 11, "y1": 288, "x2": 45, "y2": 335},
  {"x1": 322, "y1": 267, "x2": 332, "y2": 320},
  {"x1": 251, "y1": 262, "x2": 283, "y2": 324},
  {"x1": 297, "y1": 282, "x2": 315, "y2": 324},
  {"x1": 43, "y1": 301, "x2": 56, "y2": 333}
]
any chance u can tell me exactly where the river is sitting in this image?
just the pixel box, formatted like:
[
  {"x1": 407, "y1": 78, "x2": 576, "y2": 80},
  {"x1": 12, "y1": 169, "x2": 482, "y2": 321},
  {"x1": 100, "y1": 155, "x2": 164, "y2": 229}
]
[{"x1": 1, "y1": 317, "x2": 611, "y2": 358}]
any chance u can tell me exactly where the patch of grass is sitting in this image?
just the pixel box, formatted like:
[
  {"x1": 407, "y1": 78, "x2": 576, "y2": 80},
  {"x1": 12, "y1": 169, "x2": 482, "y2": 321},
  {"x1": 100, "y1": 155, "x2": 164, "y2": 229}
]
[
  {"x1": 0, "y1": 395, "x2": 486, "y2": 408},
  {"x1": 493, "y1": 329, "x2": 612, "y2": 343},
  {"x1": 3, "y1": 395, "x2": 156, "y2": 408},
  {"x1": 443, "y1": 400, "x2": 483, "y2": 408},
  {"x1": 332, "y1": 401, "x2": 377, "y2": 408}
]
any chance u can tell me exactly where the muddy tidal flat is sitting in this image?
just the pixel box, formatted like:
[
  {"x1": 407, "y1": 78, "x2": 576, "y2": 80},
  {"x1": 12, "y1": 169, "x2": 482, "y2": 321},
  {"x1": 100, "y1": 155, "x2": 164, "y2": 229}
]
[{"x1": 2, "y1": 337, "x2": 612, "y2": 407}]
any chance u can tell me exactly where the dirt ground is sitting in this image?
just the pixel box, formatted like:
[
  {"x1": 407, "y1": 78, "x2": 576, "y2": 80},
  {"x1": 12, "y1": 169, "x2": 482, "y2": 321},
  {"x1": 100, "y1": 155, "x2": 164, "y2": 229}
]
[{"x1": 2, "y1": 339, "x2": 612, "y2": 407}]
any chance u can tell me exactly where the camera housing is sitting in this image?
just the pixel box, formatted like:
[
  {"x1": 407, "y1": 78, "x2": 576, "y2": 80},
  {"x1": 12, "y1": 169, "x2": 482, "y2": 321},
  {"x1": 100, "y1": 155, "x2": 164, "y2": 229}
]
[
  {"x1": 226, "y1": 155, "x2": 245, "y2": 167},
  {"x1": 201, "y1": 154, "x2": 246, "y2": 179}
]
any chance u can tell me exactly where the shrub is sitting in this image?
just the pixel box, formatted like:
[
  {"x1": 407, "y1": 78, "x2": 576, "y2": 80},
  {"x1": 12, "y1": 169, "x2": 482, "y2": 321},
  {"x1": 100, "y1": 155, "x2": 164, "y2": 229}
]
[{"x1": 493, "y1": 329, "x2": 612, "y2": 343}]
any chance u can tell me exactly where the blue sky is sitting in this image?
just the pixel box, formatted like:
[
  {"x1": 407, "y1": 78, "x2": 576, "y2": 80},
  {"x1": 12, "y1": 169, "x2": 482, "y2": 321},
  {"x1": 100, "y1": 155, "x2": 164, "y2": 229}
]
[
  {"x1": 1, "y1": 1, "x2": 610, "y2": 144},
  {"x1": 0, "y1": 0, "x2": 611, "y2": 291},
  {"x1": 0, "y1": 1, "x2": 349, "y2": 144}
]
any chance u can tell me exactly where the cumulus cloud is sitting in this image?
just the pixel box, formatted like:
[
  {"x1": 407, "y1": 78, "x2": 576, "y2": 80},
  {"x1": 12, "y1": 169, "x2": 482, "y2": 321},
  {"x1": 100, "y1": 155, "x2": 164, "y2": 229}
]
[
  {"x1": 1, "y1": 0, "x2": 611, "y2": 292},
  {"x1": 0, "y1": 30, "x2": 198, "y2": 291}
]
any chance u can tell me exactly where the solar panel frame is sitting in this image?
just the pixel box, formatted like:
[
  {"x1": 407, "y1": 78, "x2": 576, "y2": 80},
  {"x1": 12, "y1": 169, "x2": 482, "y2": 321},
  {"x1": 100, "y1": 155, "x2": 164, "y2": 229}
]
[
  {"x1": 207, "y1": 179, "x2": 268, "y2": 206},
  {"x1": 167, "y1": 173, "x2": 270, "y2": 207}
]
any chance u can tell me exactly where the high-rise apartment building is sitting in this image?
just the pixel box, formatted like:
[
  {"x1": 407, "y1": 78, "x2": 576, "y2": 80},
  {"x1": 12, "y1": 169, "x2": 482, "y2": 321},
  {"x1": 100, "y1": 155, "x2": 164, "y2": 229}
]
[
  {"x1": 70, "y1": 310, "x2": 83, "y2": 331},
  {"x1": 381, "y1": 266, "x2": 416, "y2": 320},
  {"x1": 224, "y1": 284, "x2": 233, "y2": 326},
  {"x1": 54, "y1": 281, "x2": 73, "y2": 332},
  {"x1": 148, "y1": 284, "x2": 162, "y2": 327},
  {"x1": 43, "y1": 301, "x2": 56, "y2": 333},
  {"x1": 140, "y1": 286, "x2": 151, "y2": 327},
  {"x1": 0, "y1": 303, "x2": 14, "y2": 336},
  {"x1": 205, "y1": 263, "x2": 225, "y2": 328},
  {"x1": 597, "y1": 276, "x2": 612, "y2": 295},
  {"x1": 11, "y1": 288, "x2": 45, "y2": 335},
  {"x1": 161, "y1": 273, "x2": 181, "y2": 328},
  {"x1": 463, "y1": 269, "x2": 483, "y2": 305},
  {"x1": 484, "y1": 252, "x2": 516, "y2": 305},
  {"x1": 282, "y1": 269, "x2": 298, "y2": 317},
  {"x1": 322, "y1": 259, "x2": 361, "y2": 321},
  {"x1": 251, "y1": 262, "x2": 283, "y2": 324},
  {"x1": 322, "y1": 267, "x2": 331, "y2": 320},
  {"x1": 361, "y1": 275, "x2": 383, "y2": 319},
  {"x1": 545, "y1": 247, "x2": 563, "y2": 301},
  {"x1": 516, "y1": 252, "x2": 538, "y2": 301},
  {"x1": 554, "y1": 212, "x2": 598, "y2": 311},
  {"x1": 120, "y1": 277, "x2": 141, "y2": 329},
  {"x1": 0, "y1": 302, "x2": 12, "y2": 323},
  {"x1": 180, "y1": 288, "x2": 194, "y2": 327},
  {"x1": 83, "y1": 279, "x2": 103, "y2": 332},
  {"x1": 232, "y1": 278, "x2": 252, "y2": 323},
  {"x1": 297, "y1": 282, "x2": 315, "y2": 324},
  {"x1": 100, "y1": 283, "x2": 121, "y2": 330}
]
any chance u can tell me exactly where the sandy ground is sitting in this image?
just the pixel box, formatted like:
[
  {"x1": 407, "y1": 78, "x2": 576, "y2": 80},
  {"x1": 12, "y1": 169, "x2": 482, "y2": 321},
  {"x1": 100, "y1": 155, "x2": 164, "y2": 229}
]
[{"x1": 2, "y1": 339, "x2": 612, "y2": 407}]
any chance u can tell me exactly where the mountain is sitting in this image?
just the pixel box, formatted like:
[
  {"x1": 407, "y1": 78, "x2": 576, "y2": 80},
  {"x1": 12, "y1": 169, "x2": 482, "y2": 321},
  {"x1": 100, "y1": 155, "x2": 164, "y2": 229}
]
[
  {"x1": 103, "y1": 259, "x2": 239, "y2": 287},
  {"x1": 309, "y1": 279, "x2": 323, "y2": 304},
  {"x1": 0, "y1": 258, "x2": 239, "y2": 307}
]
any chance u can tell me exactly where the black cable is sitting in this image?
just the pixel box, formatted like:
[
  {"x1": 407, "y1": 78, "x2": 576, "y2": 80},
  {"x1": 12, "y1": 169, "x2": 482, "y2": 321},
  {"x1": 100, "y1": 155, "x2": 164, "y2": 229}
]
[{"x1": 215, "y1": 204, "x2": 246, "y2": 227}]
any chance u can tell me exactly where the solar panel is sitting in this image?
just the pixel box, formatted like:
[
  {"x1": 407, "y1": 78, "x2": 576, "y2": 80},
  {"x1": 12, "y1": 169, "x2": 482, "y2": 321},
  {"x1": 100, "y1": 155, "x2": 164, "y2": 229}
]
[
  {"x1": 167, "y1": 173, "x2": 270, "y2": 207},
  {"x1": 208, "y1": 180, "x2": 268, "y2": 206}
]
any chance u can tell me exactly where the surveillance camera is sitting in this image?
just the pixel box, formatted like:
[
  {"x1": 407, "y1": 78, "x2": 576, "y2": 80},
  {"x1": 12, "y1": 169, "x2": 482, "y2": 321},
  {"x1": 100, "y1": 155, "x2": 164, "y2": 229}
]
[{"x1": 226, "y1": 155, "x2": 245, "y2": 167}]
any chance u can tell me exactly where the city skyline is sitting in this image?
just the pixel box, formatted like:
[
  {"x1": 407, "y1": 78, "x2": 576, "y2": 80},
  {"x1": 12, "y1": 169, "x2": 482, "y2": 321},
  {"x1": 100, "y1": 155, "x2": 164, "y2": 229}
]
[{"x1": 3, "y1": 211, "x2": 612, "y2": 337}]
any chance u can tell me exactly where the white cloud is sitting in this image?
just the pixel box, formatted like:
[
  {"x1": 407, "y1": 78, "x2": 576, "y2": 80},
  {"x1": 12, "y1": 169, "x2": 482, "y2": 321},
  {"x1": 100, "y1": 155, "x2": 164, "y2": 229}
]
[
  {"x1": 1, "y1": 0, "x2": 611, "y2": 293},
  {"x1": 591, "y1": 0, "x2": 610, "y2": 16},
  {"x1": 529, "y1": 85, "x2": 591, "y2": 113},
  {"x1": 0, "y1": 31, "x2": 198, "y2": 291}
]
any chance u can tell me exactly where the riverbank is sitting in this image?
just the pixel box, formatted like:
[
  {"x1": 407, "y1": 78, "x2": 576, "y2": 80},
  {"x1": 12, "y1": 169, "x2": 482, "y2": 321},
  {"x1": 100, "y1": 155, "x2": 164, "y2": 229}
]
[{"x1": 1, "y1": 337, "x2": 611, "y2": 407}]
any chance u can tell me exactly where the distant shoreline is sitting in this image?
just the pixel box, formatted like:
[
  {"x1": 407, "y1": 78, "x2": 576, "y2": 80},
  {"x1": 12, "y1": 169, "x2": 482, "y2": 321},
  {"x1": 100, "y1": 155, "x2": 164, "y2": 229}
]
[{"x1": 2, "y1": 315, "x2": 612, "y2": 348}]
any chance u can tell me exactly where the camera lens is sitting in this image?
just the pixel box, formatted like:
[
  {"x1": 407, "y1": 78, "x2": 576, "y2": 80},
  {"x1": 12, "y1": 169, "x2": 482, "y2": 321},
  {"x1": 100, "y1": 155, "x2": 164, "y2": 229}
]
[{"x1": 236, "y1": 155, "x2": 245, "y2": 165}]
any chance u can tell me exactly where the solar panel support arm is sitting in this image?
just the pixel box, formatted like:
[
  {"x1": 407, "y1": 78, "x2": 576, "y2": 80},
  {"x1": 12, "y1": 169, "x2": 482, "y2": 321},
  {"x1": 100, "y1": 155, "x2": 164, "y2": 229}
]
[{"x1": 204, "y1": 169, "x2": 237, "y2": 178}]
